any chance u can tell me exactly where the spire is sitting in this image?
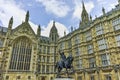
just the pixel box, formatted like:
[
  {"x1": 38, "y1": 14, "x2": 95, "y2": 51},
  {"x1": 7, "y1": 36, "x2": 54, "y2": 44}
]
[
  {"x1": 51, "y1": 21, "x2": 57, "y2": 32},
  {"x1": 53, "y1": 21, "x2": 55, "y2": 27},
  {"x1": 79, "y1": 20, "x2": 81, "y2": 28},
  {"x1": 8, "y1": 16, "x2": 13, "y2": 29},
  {"x1": 25, "y1": 11, "x2": 29, "y2": 22},
  {"x1": 81, "y1": 1, "x2": 89, "y2": 26},
  {"x1": 90, "y1": 15, "x2": 92, "y2": 21},
  {"x1": 71, "y1": 26, "x2": 73, "y2": 32},
  {"x1": 82, "y1": 1, "x2": 85, "y2": 11},
  {"x1": 0, "y1": 27, "x2": 3, "y2": 34},
  {"x1": 49, "y1": 21, "x2": 59, "y2": 42},
  {"x1": 64, "y1": 31, "x2": 66, "y2": 36},
  {"x1": 95, "y1": 15, "x2": 97, "y2": 18},
  {"x1": 7, "y1": 16, "x2": 13, "y2": 36},
  {"x1": 37, "y1": 25, "x2": 41, "y2": 37},
  {"x1": 102, "y1": 7, "x2": 106, "y2": 15}
]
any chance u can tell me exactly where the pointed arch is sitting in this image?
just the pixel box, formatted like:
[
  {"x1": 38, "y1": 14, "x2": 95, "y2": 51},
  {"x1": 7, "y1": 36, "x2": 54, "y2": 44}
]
[{"x1": 9, "y1": 36, "x2": 32, "y2": 71}]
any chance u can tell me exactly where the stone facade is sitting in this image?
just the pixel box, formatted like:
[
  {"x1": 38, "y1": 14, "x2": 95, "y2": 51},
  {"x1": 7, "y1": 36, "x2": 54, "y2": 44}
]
[{"x1": 0, "y1": 1, "x2": 120, "y2": 80}]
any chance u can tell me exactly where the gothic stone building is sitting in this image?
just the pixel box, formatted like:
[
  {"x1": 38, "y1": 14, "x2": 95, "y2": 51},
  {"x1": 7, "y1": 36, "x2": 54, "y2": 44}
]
[{"x1": 0, "y1": 1, "x2": 120, "y2": 80}]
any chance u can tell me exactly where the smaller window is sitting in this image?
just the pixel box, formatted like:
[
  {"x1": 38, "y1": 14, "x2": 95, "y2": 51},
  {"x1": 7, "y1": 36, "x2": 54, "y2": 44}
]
[
  {"x1": 105, "y1": 75, "x2": 111, "y2": 80},
  {"x1": 85, "y1": 31, "x2": 92, "y2": 41},
  {"x1": 6, "y1": 76, "x2": 9, "y2": 80},
  {"x1": 68, "y1": 40, "x2": 72, "y2": 48},
  {"x1": 17, "y1": 76, "x2": 21, "y2": 79},
  {"x1": 50, "y1": 65, "x2": 54, "y2": 72},
  {"x1": 87, "y1": 44, "x2": 93, "y2": 54},
  {"x1": 74, "y1": 35, "x2": 80, "y2": 44},
  {"x1": 97, "y1": 39, "x2": 107, "y2": 50},
  {"x1": 95, "y1": 24, "x2": 104, "y2": 36},
  {"x1": 60, "y1": 42, "x2": 65, "y2": 50},
  {"x1": 51, "y1": 77, "x2": 53, "y2": 80},
  {"x1": 75, "y1": 48, "x2": 80, "y2": 56},
  {"x1": 46, "y1": 65, "x2": 49, "y2": 73},
  {"x1": 90, "y1": 76, "x2": 94, "y2": 80},
  {"x1": 89, "y1": 58, "x2": 96, "y2": 68},
  {"x1": 42, "y1": 65, "x2": 45, "y2": 73},
  {"x1": 101, "y1": 54, "x2": 110, "y2": 66},
  {"x1": 28, "y1": 76, "x2": 31, "y2": 79},
  {"x1": 78, "y1": 76, "x2": 82, "y2": 80},
  {"x1": 0, "y1": 39, "x2": 3, "y2": 47},
  {"x1": 112, "y1": 18, "x2": 120, "y2": 31},
  {"x1": 76, "y1": 59, "x2": 82, "y2": 69},
  {"x1": 115, "y1": 35, "x2": 120, "y2": 46}
]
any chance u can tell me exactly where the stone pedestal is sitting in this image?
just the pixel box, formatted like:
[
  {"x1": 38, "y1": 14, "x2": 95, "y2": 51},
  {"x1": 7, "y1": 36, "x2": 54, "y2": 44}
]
[{"x1": 54, "y1": 78, "x2": 74, "y2": 80}]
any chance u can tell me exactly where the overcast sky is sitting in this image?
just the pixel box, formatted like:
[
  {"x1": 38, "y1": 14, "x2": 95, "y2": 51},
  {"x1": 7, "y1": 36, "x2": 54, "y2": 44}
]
[{"x1": 0, "y1": 0, "x2": 118, "y2": 37}]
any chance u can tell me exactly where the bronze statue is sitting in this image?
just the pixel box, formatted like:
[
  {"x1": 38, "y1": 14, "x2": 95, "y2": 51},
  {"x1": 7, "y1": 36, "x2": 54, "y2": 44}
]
[{"x1": 55, "y1": 51, "x2": 74, "y2": 78}]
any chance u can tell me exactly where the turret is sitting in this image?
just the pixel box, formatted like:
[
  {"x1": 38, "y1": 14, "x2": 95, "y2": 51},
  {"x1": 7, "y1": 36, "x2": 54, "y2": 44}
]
[
  {"x1": 37, "y1": 25, "x2": 41, "y2": 37},
  {"x1": 102, "y1": 7, "x2": 106, "y2": 15},
  {"x1": 7, "y1": 16, "x2": 13, "y2": 36},
  {"x1": 25, "y1": 11, "x2": 29, "y2": 22},
  {"x1": 71, "y1": 26, "x2": 73, "y2": 32},
  {"x1": 3, "y1": 16, "x2": 13, "y2": 47},
  {"x1": 64, "y1": 31, "x2": 66, "y2": 36},
  {"x1": 49, "y1": 21, "x2": 59, "y2": 42},
  {"x1": 90, "y1": 15, "x2": 92, "y2": 22},
  {"x1": 80, "y1": 1, "x2": 89, "y2": 26},
  {"x1": 79, "y1": 21, "x2": 81, "y2": 28},
  {"x1": 8, "y1": 16, "x2": 13, "y2": 30}
]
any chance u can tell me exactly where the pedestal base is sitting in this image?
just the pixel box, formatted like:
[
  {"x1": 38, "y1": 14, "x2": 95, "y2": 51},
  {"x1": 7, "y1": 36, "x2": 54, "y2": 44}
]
[{"x1": 54, "y1": 78, "x2": 74, "y2": 80}]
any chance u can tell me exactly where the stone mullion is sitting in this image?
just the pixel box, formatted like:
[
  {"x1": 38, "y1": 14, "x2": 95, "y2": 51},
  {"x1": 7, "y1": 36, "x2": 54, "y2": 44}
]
[
  {"x1": 22, "y1": 41, "x2": 26, "y2": 70},
  {"x1": 21, "y1": 41, "x2": 25, "y2": 70},
  {"x1": 45, "y1": 61, "x2": 47, "y2": 73},
  {"x1": 25, "y1": 40, "x2": 28, "y2": 70},
  {"x1": 19, "y1": 39, "x2": 23, "y2": 70},
  {"x1": 12, "y1": 44, "x2": 16, "y2": 70},
  {"x1": 15, "y1": 39, "x2": 21, "y2": 80},
  {"x1": 16, "y1": 40, "x2": 21, "y2": 70},
  {"x1": 9, "y1": 45, "x2": 15, "y2": 70},
  {"x1": 46, "y1": 46, "x2": 47, "y2": 54},
  {"x1": 19, "y1": 40, "x2": 23, "y2": 70},
  {"x1": 13, "y1": 44, "x2": 16, "y2": 70},
  {"x1": 26, "y1": 40, "x2": 30, "y2": 70},
  {"x1": 23, "y1": 40, "x2": 27, "y2": 70},
  {"x1": 26, "y1": 40, "x2": 29, "y2": 70},
  {"x1": 30, "y1": 43, "x2": 33, "y2": 71},
  {"x1": 28, "y1": 42, "x2": 32, "y2": 71},
  {"x1": 41, "y1": 60, "x2": 43, "y2": 73}
]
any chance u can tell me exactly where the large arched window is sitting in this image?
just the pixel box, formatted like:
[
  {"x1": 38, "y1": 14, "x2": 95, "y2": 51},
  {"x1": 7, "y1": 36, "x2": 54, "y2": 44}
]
[{"x1": 9, "y1": 36, "x2": 32, "y2": 71}]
